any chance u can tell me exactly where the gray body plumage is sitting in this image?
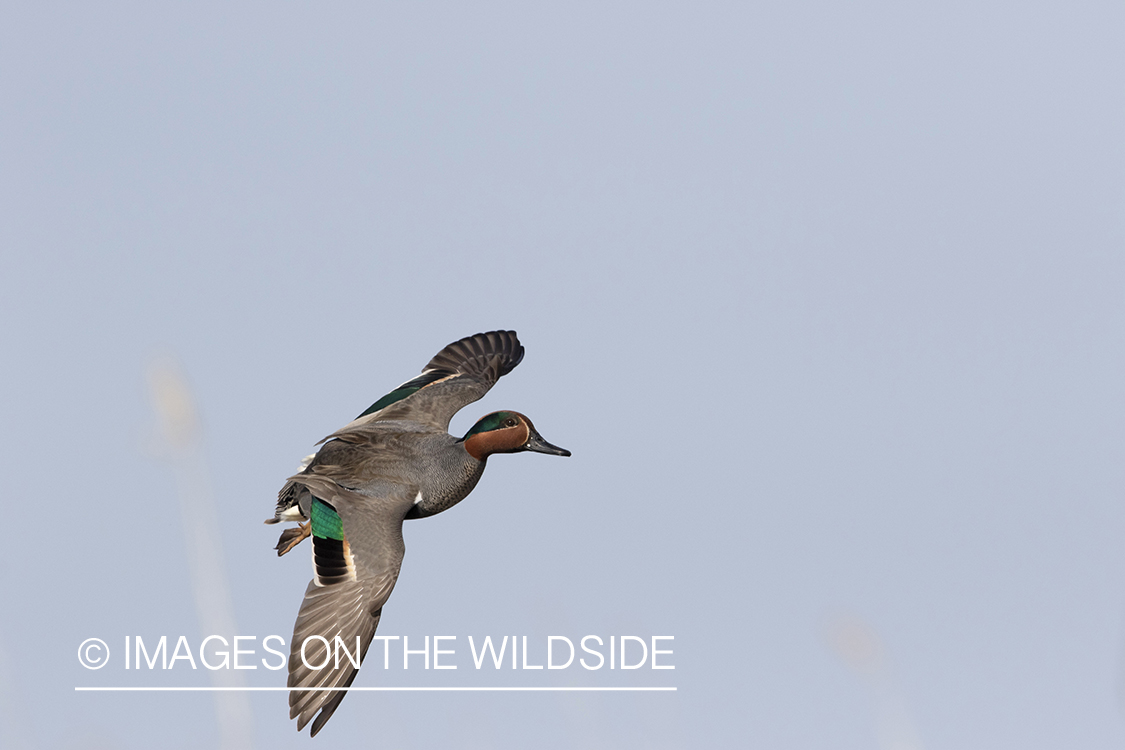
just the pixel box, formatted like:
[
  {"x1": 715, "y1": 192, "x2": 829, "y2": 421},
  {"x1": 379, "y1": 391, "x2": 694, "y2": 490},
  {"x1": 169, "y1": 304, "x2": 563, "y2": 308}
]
[{"x1": 277, "y1": 423, "x2": 486, "y2": 523}]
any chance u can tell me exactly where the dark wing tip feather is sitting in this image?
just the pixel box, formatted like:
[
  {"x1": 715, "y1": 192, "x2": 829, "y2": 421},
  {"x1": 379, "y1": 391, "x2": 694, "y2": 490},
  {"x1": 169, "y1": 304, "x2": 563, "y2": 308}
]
[
  {"x1": 424, "y1": 330, "x2": 524, "y2": 380},
  {"x1": 307, "y1": 668, "x2": 362, "y2": 736}
]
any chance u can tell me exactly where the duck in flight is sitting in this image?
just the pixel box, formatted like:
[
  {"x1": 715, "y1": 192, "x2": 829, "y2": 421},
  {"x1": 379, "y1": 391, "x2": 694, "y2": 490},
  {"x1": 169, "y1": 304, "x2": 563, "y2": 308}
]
[{"x1": 266, "y1": 330, "x2": 570, "y2": 736}]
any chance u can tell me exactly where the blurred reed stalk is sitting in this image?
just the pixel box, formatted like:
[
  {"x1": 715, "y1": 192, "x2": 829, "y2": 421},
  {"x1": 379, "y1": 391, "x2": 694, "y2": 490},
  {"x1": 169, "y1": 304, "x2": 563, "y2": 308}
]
[{"x1": 147, "y1": 356, "x2": 255, "y2": 750}]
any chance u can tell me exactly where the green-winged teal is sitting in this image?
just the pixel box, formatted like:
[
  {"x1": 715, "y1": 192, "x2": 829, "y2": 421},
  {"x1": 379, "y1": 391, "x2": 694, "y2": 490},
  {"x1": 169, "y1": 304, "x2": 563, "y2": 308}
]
[{"x1": 266, "y1": 330, "x2": 570, "y2": 735}]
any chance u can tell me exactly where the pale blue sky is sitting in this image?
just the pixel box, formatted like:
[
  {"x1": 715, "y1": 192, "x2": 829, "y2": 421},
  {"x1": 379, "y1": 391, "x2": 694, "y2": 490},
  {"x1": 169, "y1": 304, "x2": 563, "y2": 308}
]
[{"x1": 2, "y1": 2, "x2": 1124, "y2": 748}]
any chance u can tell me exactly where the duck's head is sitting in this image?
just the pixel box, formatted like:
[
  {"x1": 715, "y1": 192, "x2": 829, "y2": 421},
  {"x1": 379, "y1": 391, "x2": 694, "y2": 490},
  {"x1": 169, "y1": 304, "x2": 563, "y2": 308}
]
[{"x1": 461, "y1": 411, "x2": 571, "y2": 461}]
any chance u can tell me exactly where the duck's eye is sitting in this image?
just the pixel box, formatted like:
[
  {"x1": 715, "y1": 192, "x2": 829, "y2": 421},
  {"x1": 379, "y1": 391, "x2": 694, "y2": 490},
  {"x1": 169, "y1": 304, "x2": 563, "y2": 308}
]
[{"x1": 504, "y1": 418, "x2": 517, "y2": 427}]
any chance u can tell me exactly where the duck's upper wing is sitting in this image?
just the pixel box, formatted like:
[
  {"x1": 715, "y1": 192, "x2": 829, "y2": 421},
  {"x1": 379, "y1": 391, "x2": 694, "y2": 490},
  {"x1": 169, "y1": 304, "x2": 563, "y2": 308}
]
[
  {"x1": 284, "y1": 476, "x2": 411, "y2": 736},
  {"x1": 325, "y1": 330, "x2": 524, "y2": 435}
]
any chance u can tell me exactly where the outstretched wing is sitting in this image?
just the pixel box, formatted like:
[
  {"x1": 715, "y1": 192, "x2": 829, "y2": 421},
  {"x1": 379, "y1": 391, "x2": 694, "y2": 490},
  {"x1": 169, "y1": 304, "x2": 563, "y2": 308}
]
[
  {"x1": 287, "y1": 580, "x2": 389, "y2": 736},
  {"x1": 328, "y1": 330, "x2": 524, "y2": 434},
  {"x1": 286, "y1": 478, "x2": 410, "y2": 736}
]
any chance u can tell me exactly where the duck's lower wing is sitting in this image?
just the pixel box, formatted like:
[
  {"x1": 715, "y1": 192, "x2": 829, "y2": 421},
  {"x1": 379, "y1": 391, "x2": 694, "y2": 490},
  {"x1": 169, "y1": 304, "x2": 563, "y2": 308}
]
[
  {"x1": 287, "y1": 578, "x2": 394, "y2": 735},
  {"x1": 286, "y1": 480, "x2": 407, "y2": 736}
]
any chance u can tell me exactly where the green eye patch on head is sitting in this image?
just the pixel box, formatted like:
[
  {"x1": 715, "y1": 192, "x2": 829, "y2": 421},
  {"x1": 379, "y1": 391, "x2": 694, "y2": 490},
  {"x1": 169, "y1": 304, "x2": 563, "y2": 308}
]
[{"x1": 463, "y1": 411, "x2": 517, "y2": 438}]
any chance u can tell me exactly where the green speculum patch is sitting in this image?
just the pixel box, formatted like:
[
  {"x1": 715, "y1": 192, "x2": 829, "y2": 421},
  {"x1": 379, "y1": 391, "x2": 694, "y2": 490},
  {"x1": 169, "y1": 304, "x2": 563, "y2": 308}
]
[
  {"x1": 358, "y1": 386, "x2": 419, "y2": 417},
  {"x1": 357, "y1": 370, "x2": 453, "y2": 417},
  {"x1": 310, "y1": 497, "x2": 345, "y2": 540}
]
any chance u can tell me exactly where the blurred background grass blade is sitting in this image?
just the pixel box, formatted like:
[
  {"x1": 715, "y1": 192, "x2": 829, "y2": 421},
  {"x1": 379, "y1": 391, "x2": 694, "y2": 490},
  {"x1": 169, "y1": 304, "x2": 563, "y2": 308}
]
[{"x1": 147, "y1": 356, "x2": 255, "y2": 750}]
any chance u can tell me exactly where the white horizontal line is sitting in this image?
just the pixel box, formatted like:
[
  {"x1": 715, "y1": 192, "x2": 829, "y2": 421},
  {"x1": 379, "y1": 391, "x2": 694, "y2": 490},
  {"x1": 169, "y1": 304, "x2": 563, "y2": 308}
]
[{"x1": 75, "y1": 686, "x2": 676, "y2": 692}]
